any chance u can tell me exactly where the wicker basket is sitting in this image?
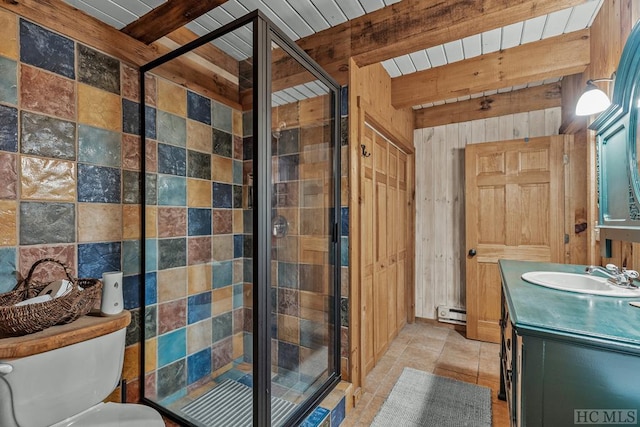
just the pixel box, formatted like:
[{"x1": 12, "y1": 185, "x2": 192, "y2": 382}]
[{"x1": 0, "y1": 258, "x2": 103, "y2": 336}]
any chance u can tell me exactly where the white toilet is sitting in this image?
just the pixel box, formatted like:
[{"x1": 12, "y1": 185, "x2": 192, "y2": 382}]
[{"x1": 0, "y1": 325, "x2": 165, "y2": 427}]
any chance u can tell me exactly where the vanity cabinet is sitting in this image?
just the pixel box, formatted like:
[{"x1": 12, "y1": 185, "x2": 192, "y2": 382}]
[{"x1": 499, "y1": 259, "x2": 640, "y2": 427}]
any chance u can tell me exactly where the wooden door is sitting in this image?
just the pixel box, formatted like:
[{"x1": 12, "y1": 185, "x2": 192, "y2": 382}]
[
  {"x1": 361, "y1": 123, "x2": 411, "y2": 375},
  {"x1": 373, "y1": 132, "x2": 389, "y2": 361},
  {"x1": 361, "y1": 125, "x2": 375, "y2": 375},
  {"x1": 465, "y1": 136, "x2": 565, "y2": 343}
]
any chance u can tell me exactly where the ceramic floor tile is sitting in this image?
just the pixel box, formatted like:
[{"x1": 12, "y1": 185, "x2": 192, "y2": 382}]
[{"x1": 343, "y1": 322, "x2": 508, "y2": 427}]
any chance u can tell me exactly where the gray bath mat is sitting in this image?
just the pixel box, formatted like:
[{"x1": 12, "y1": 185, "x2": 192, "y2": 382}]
[
  {"x1": 181, "y1": 379, "x2": 296, "y2": 427},
  {"x1": 371, "y1": 368, "x2": 492, "y2": 427}
]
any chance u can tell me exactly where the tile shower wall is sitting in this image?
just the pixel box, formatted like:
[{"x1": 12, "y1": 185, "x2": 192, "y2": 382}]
[
  {"x1": 143, "y1": 74, "x2": 246, "y2": 404},
  {"x1": 0, "y1": 10, "x2": 246, "y2": 404}
]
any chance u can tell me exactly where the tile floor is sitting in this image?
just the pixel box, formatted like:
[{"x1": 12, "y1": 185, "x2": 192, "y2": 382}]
[{"x1": 340, "y1": 321, "x2": 509, "y2": 427}]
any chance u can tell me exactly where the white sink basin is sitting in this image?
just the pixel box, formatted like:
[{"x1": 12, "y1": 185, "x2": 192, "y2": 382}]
[{"x1": 521, "y1": 271, "x2": 640, "y2": 297}]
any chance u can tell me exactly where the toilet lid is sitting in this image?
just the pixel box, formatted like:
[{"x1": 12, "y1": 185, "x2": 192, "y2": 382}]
[{"x1": 51, "y1": 402, "x2": 165, "y2": 427}]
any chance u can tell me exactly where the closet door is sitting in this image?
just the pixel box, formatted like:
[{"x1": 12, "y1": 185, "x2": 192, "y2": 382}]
[
  {"x1": 361, "y1": 126, "x2": 376, "y2": 375},
  {"x1": 374, "y1": 132, "x2": 389, "y2": 361}
]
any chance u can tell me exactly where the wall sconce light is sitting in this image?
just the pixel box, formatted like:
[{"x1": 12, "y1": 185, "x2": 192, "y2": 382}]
[{"x1": 575, "y1": 74, "x2": 615, "y2": 116}]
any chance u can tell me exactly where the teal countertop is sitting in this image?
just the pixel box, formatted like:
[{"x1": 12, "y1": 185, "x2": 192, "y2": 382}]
[{"x1": 499, "y1": 259, "x2": 640, "y2": 352}]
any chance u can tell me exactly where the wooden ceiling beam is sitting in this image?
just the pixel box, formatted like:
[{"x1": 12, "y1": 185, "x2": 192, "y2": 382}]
[
  {"x1": 349, "y1": 0, "x2": 589, "y2": 67},
  {"x1": 414, "y1": 82, "x2": 562, "y2": 129},
  {"x1": 165, "y1": 27, "x2": 238, "y2": 77},
  {"x1": 121, "y1": 0, "x2": 228, "y2": 44},
  {"x1": 392, "y1": 29, "x2": 590, "y2": 109},
  {"x1": 0, "y1": 0, "x2": 240, "y2": 108}
]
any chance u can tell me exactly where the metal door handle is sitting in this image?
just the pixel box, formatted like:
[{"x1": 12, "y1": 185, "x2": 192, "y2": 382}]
[{"x1": 468, "y1": 249, "x2": 477, "y2": 257}]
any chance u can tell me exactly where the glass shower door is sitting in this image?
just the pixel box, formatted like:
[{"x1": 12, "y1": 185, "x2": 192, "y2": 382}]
[{"x1": 268, "y1": 35, "x2": 338, "y2": 424}]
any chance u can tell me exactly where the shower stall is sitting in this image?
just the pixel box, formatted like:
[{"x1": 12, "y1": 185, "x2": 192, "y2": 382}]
[{"x1": 139, "y1": 11, "x2": 341, "y2": 427}]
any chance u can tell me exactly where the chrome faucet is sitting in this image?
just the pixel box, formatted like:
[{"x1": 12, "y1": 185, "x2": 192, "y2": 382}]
[{"x1": 585, "y1": 264, "x2": 640, "y2": 288}]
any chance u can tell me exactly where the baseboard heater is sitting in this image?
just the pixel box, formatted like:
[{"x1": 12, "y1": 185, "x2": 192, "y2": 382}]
[{"x1": 437, "y1": 305, "x2": 467, "y2": 325}]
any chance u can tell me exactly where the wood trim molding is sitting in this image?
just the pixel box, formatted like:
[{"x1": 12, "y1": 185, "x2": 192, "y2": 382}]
[
  {"x1": 392, "y1": 29, "x2": 590, "y2": 109},
  {"x1": 414, "y1": 83, "x2": 562, "y2": 129},
  {"x1": 121, "y1": 0, "x2": 228, "y2": 44}
]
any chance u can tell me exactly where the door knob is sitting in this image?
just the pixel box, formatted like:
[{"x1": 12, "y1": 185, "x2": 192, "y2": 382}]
[{"x1": 468, "y1": 249, "x2": 477, "y2": 257}]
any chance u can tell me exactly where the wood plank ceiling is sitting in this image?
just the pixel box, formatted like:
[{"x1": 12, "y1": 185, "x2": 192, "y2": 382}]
[{"x1": 61, "y1": 0, "x2": 603, "y2": 117}]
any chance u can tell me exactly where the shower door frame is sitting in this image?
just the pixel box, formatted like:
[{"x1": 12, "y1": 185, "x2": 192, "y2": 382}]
[{"x1": 139, "y1": 10, "x2": 342, "y2": 427}]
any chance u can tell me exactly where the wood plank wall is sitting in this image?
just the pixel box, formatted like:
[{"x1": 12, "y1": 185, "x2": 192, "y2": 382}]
[{"x1": 413, "y1": 107, "x2": 561, "y2": 319}]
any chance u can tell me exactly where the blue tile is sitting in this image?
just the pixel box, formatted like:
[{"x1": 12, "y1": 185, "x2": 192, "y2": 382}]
[
  {"x1": 331, "y1": 397, "x2": 346, "y2": 427},
  {"x1": 122, "y1": 98, "x2": 140, "y2": 135},
  {"x1": 212, "y1": 311, "x2": 232, "y2": 342},
  {"x1": 157, "y1": 175, "x2": 186, "y2": 206},
  {"x1": 20, "y1": 19, "x2": 75, "y2": 79},
  {"x1": 157, "y1": 110, "x2": 186, "y2": 147},
  {"x1": 158, "y1": 328, "x2": 186, "y2": 367},
  {"x1": 157, "y1": 238, "x2": 186, "y2": 270},
  {"x1": 341, "y1": 207, "x2": 349, "y2": 236},
  {"x1": 278, "y1": 262, "x2": 299, "y2": 289},
  {"x1": 145, "y1": 239, "x2": 157, "y2": 272},
  {"x1": 212, "y1": 260, "x2": 233, "y2": 288},
  {"x1": 78, "y1": 125, "x2": 121, "y2": 167},
  {"x1": 78, "y1": 242, "x2": 121, "y2": 278},
  {"x1": 145, "y1": 271, "x2": 157, "y2": 305},
  {"x1": 187, "y1": 91, "x2": 211, "y2": 125},
  {"x1": 0, "y1": 57, "x2": 17, "y2": 105},
  {"x1": 187, "y1": 348, "x2": 212, "y2": 384},
  {"x1": 233, "y1": 235, "x2": 243, "y2": 258},
  {"x1": 145, "y1": 105, "x2": 157, "y2": 139},
  {"x1": 21, "y1": 112, "x2": 76, "y2": 160},
  {"x1": 233, "y1": 284, "x2": 243, "y2": 309},
  {"x1": 188, "y1": 208, "x2": 212, "y2": 236},
  {"x1": 278, "y1": 341, "x2": 300, "y2": 372},
  {"x1": 341, "y1": 236, "x2": 349, "y2": 267},
  {"x1": 20, "y1": 202, "x2": 75, "y2": 245},
  {"x1": 123, "y1": 170, "x2": 141, "y2": 204},
  {"x1": 158, "y1": 143, "x2": 186, "y2": 176},
  {"x1": 300, "y1": 407, "x2": 330, "y2": 427},
  {"x1": 212, "y1": 182, "x2": 232, "y2": 208},
  {"x1": 242, "y1": 235, "x2": 252, "y2": 258},
  {"x1": 341, "y1": 85, "x2": 348, "y2": 117},
  {"x1": 123, "y1": 274, "x2": 141, "y2": 310},
  {"x1": 122, "y1": 239, "x2": 141, "y2": 275},
  {"x1": 157, "y1": 359, "x2": 186, "y2": 400},
  {"x1": 216, "y1": 368, "x2": 244, "y2": 382},
  {"x1": 232, "y1": 160, "x2": 243, "y2": 185},
  {"x1": 237, "y1": 374, "x2": 253, "y2": 387},
  {"x1": 0, "y1": 104, "x2": 18, "y2": 152},
  {"x1": 77, "y1": 44, "x2": 120, "y2": 95},
  {"x1": 78, "y1": 164, "x2": 121, "y2": 203},
  {"x1": 212, "y1": 100, "x2": 232, "y2": 132},
  {"x1": 123, "y1": 102, "x2": 156, "y2": 139},
  {"x1": 0, "y1": 248, "x2": 17, "y2": 293},
  {"x1": 188, "y1": 292, "x2": 212, "y2": 324}
]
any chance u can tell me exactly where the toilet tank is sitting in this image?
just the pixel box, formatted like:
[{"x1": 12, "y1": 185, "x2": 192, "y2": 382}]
[{"x1": 0, "y1": 328, "x2": 126, "y2": 427}]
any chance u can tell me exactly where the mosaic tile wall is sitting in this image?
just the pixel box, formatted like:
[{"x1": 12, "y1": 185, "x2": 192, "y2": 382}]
[
  {"x1": 0, "y1": 8, "x2": 353, "y2": 406},
  {"x1": 0, "y1": 11, "x2": 247, "y2": 404},
  {"x1": 142, "y1": 74, "x2": 247, "y2": 403}
]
